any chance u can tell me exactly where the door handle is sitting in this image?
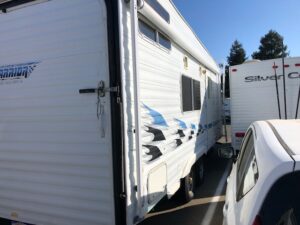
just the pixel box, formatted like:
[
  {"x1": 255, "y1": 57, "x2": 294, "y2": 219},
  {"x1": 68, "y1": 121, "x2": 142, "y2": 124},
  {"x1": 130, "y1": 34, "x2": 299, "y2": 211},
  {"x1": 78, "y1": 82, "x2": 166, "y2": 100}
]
[
  {"x1": 79, "y1": 88, "x2": 97, "y2": 94},
  {"x1": 79, "y1": 80, "x2": 119, "y2": 97}
]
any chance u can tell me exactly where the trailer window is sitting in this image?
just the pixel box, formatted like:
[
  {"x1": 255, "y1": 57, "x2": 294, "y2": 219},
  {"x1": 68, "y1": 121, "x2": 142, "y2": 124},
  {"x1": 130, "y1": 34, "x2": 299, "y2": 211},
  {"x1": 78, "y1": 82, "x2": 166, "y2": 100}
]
[
  {"x1": 139, "y1": 19, "x2": 172, "y2": 50},
  {"x1": 181, "y1": 75, "x2": 201, "y2": 112},
  {"x1": 182, "y1": 76, "x2": 193, "y2": 111},
  {"x1": 158, "y1": 32, "x2": 171, "y2": 50},
  {"x1": 145, "y1": 0, "x2": 170, "y2": 23},
  {"x1": 193, "y1": 80, "x2": 201, "y2": 110},
  {"x1": 207, "y1": 77, "x2": 212, "y2": 99},
  {"x1": 139, "y1": 20, "x2": 156, "y2": 42}
]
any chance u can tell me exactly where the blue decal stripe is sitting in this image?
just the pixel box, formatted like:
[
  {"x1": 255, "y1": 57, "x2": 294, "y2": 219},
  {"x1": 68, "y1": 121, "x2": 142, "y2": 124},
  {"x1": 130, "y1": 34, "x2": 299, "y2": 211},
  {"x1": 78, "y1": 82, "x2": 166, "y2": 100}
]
[
  {"x1": 143, "y1": 104, "x2": 168, "y2": 127},
  {"x1": 175, "y1": 118, "x2": 187, "y2": 129},
  {"x1": 199, "y1": 120, "x2": 221, "y2": 131}
]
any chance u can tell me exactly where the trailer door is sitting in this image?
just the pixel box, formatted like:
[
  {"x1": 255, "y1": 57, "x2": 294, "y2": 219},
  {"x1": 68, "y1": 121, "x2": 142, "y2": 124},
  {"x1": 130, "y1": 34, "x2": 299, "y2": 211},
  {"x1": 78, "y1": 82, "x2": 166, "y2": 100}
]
[{"x1": 0, "y1": 0, "x2": 117, "y2": 225}]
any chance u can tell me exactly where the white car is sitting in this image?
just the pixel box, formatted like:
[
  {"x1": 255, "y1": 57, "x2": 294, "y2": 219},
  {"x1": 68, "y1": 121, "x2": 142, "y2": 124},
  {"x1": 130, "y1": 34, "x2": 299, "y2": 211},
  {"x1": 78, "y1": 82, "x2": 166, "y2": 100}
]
[{"x1": 223, "y1": 120, "x2": 300, "y2": 225}]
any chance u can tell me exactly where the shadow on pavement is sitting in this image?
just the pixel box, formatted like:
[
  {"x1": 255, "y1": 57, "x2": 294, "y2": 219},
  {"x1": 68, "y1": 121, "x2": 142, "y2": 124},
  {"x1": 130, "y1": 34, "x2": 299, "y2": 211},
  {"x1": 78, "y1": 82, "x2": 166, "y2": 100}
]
[{"x1": 139, "y1": 146, "x2": 232, "y2": 225}]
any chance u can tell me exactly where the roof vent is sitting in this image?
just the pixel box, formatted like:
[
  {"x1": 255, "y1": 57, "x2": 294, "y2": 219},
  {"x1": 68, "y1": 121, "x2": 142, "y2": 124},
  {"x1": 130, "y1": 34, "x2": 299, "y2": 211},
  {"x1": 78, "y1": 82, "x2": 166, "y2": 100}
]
[{"x1": 243, "y1": 60, "x2": 261, "y2": 64}]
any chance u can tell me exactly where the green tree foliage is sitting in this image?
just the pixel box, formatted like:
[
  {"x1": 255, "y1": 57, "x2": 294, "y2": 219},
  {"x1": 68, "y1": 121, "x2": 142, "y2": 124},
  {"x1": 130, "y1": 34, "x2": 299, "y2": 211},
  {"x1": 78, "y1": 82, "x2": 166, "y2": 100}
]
[
  {"x1": 252, "y1": 30, "x2": 289, "y2": 60},
  {"x1": 225, "y1": 40, "x2": 247, "y2": 97},
  {"x1": 227, "y1": 40, "x2": 247, "y2": 66}
]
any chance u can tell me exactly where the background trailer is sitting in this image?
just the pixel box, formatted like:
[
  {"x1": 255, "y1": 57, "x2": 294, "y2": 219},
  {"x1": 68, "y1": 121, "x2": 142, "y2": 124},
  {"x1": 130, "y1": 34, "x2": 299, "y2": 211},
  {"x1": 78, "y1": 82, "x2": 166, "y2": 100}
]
[{"x1": 230, "y1": 57, "x2": 300, "y2": 151}]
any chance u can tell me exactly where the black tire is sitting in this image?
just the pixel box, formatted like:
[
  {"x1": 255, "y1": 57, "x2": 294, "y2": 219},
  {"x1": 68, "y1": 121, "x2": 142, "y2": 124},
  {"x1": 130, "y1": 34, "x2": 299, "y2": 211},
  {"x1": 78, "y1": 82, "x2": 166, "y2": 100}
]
[
  {"x1": 181, "y1": 168, "x2": 195, "y2": 203},
  {"x1": 196, "y1": 157, "x2": 205, "y2": 186}
]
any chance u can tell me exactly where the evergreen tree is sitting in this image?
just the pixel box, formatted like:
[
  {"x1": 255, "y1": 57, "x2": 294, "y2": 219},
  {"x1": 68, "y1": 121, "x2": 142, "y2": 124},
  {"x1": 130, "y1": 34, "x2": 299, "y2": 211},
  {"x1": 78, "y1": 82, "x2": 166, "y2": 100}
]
[
  {"x1": 252, "y1": 30, "x2": 289, "y2": 60},
  {"x1": 227, "y1": 40, "x2": 247, "y2": 66},
  {"x1": 225, "y1": 40, "x2": 247, "y2": 97}
]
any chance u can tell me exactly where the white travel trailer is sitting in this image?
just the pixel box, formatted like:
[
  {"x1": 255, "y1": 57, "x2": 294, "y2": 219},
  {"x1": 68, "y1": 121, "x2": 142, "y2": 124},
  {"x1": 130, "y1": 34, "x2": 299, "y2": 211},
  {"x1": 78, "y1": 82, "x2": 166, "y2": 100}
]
[
  {"x1": 0, "y1": 0, "x2": 221, "y2": 225},
  {"x1": 230, "y1": 57, "x2": 300, "y2": 151}
]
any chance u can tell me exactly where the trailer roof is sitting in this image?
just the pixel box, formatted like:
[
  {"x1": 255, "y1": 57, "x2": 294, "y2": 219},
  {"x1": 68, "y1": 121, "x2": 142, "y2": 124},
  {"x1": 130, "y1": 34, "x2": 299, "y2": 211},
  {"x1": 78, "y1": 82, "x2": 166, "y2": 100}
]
[
  {"x1": 140, "y1": 0, "x2": 220, "y2": 74},
  {"x1": 230, "y1": 56, "x2": 300, "y2": 70}
]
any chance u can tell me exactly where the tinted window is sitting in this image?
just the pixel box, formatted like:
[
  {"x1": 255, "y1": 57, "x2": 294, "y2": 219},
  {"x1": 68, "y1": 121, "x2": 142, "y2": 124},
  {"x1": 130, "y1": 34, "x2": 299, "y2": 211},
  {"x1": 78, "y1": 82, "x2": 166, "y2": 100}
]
[
  {"x1": 182, "y1": 75, "x2": 193, "y2": 112},
  {"x1": 236, "y1": 129, "x2": 259, "y2": 201},
  {"x1": 193, "y1": 80, "x2": 201, "y2": 110},
  {"x1": 207, "y1": 77, "x2": 212, "y2": 99},
  {"x1": 139, "y1": 19, "x2": 172, "y2": 50},
  {"x1": 182, "y1": 76, "x2": 201, "y2": 112},
  {"x1": 260, "y1": 172, "x2": 300, "y2": 224},
  {"x1": 237, "y1": 130, "x2": 252, "y2": 171},
  {"x1": 158, "y1": 32, "x2": 171, "y2": 49},
  {"x1": 145, "y1": 0, "x2": 170, "y2": 23},
  {"x1": 139, "y1": 20, "x2": 156, "y2": 41}
]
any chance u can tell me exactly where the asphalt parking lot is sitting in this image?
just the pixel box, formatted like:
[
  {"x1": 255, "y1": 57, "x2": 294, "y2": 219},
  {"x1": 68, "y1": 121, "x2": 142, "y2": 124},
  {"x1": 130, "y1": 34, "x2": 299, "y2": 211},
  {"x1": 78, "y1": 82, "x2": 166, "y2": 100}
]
[{"x1": 139, "y1": 128, "x2": 232, "y2": 225}]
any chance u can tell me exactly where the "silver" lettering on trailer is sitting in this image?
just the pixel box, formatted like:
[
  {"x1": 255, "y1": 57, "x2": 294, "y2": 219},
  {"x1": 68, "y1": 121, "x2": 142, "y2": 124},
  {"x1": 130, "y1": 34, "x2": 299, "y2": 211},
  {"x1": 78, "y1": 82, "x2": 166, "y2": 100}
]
[{"x1": 245, "y1": 72, "x2": 300, "y2": 82}]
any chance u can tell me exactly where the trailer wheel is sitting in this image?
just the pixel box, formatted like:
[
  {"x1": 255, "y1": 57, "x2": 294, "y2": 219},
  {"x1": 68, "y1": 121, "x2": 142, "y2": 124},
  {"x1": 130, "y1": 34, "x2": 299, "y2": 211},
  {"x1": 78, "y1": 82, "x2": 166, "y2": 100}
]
[
  {"x1": 196, "y1": 157, "x2": 205, "y2": 186},
  {"x1": 181, "y1": 168, "x2": 195, "y2": 203}
]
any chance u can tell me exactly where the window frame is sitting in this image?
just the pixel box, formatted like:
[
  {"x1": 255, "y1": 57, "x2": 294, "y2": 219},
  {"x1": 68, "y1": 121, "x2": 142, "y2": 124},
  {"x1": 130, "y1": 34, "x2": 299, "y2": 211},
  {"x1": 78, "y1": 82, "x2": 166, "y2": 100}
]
[
  {"x1": 138, "y1": 18, "x2": 172, "y2": 51},
  {"x1": 207, "y1": 77, "x2": 212, "y2": 99},
  {"x1": 181, "y1": 75, "x2": 201, "y2": 112},
  {"x1": 181, "y1": 75, "x2": 193, "y2": 112},
  {"x1": 158, "y1": 32, "x2": 171, "y2": 50},
  {"x1": 193, "y1": 79, "x2": 201, "y2": 110},
  {"x1": 236, "y1": 129, "x2": 252, "y2": 172},
  {"x1": 138, "y1": 19, "x2": 157, "y2": 42},
  {"x1": 236, "y1": 129, "x2": 259, "y2": 201}
]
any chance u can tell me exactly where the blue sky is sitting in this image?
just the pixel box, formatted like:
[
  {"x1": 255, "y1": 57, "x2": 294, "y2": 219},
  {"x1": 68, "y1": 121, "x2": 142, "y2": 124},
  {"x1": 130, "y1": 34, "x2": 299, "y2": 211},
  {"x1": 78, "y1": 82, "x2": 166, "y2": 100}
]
[{"x1": 172, "y1": 0, "x2": 300, "y2": 65}]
